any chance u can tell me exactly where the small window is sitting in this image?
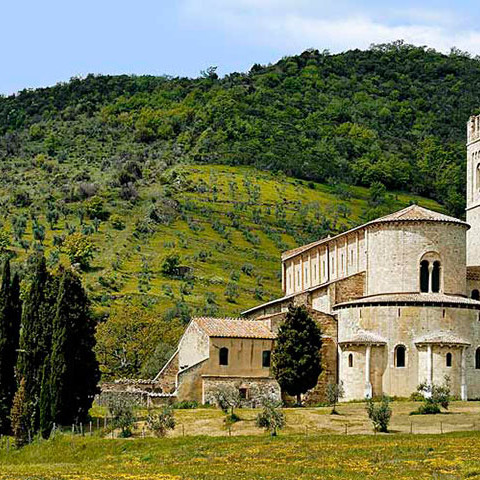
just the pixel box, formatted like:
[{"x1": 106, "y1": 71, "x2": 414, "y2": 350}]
[
  {"x1": 395, "y1": 345, "x2": 406, "y2": 368},
  {"x1": 420, "y1": 260, "x2": 429, "y2": 293},
  {"x1": 472, "y1": 289, "x2": 480, "y2": 300},
  {"x1": 262, "y1": 350, "x2": 271, "y2": 368},
  {"x1": 239, "y1": 388, "x2": 248, "y2": 399},
  {"x1": 432, "y1": 261, "x2": 441, "y2": 293},
  {"x1": 476, "y1": 348, "x2": 480, "y2": 369},
  {"x1": 219, "y1": 347, "x2": 229, "y2": 366},
  {"x1": 348, "y1": 353, "x2": 353, "y2": 367},
  {"x1": 446, "y1": 352, "x2": 452, "y2": 367}
]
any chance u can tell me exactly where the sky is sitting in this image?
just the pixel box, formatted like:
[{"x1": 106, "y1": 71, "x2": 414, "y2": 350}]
[{"x1": 1, "y1": 0, "x2": 480, "y2": 95}]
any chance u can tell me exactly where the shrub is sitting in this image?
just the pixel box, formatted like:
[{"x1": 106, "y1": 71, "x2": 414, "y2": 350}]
[
  {"x1": 161, "y1": 254, "x2": 181, "y2": 277},
  {"x1": 106, "y1": 395, "x2": 136, "y2": 438},
  {"x1": 326, "y1": 381, "x2": 345, "y2": 414},
  {"x1": 366, "y1": 396, "x2": 392, "y2": 433},
  {"x1": 210, "y1": 384, "x2": 241, "y2": 418},
  {"x1": 413, "y1": 377, "x2": 451, "y2": 415},
  {"x1": 224, "y1": 282, "x2": 239, "y2": 303},
  {"x1": 111, "y1": 215, "x2": 125, "y2": 230},
  {"x1": 173, "y1": 400, "x2": 199, "y2": 409},
  {"x1": 256, "y1": 399, "x2": 285, "y2": 436},
  {"x1": 147, "y1": 406, "x2": 175, "y2": 437},
  {"x1": 241, "y1": 263, "x2": 254, "y2": 276}
]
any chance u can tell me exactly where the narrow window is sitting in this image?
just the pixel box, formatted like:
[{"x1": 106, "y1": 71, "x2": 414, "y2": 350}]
[
  {"x1": 476, "y1": 348, "x2": 480, "y2": 369},
  {"x1": 432, "y1": 261, "x2": 441, "y2": 292},
  {"x1": 219, "y1": 347, "x2": 229, "y2": 366},
  {"x1": 262, "y1": 350, "x2": 271, "y2": 368},
  {"x1": 348, "y1": 353, "x2": 353, "y2": 367},
  {"x1": 395, "y1": 345, "x2": 406, "y2": 368},
  {"x1": 472, "y1": 289, "x2": 480, "y2": 300},
  {"x1": 239, "y1": 388, "x2": 248, "y2": 399},
  {"x1": 446, "y1": 352, "x2": 452, "y2": 367},
  {"x1": 420, "y1": 260, "x2": 429, "y2": 292}
]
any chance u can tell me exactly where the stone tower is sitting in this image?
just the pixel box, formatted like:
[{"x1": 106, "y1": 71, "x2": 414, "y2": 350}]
[{"x1": 467, "y1": 114, "x2": 480, "y2": 266}]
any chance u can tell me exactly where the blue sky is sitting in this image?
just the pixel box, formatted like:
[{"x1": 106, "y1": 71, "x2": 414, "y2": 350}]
[{"x1": 2, "y1": 0, "x2": 480, "y2": 95}]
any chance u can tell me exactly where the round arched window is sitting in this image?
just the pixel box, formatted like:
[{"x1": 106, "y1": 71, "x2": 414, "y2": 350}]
[
  {"x1": 395, "y1": 345, "x2": 406, "y2": 368},
  {"x1": 446, "y1": 352, "x2": 452, "y2": 367}
]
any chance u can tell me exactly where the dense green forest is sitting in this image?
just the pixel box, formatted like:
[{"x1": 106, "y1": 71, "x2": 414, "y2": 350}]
[{"x1": 0, "y1": 41, "x2": 477, "y2": 378}]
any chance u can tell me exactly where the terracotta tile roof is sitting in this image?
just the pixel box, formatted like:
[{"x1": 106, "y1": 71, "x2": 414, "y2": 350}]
[
  {"x1": 281, "y1": 205, "x2": 466, "y2": 262},
  {"x1": 194, "y1": 317, "x2": 276, "y2": 339},
  {"x1": 334, "y1": 292, "x2": 480, "y2": 309},
  {"x1": 339, "y1": 330, "x2": 387, "y2": 345},
  {"x1": 368, "y1": 204, "x2": 468, "y2": 227},
  {"x1": 414, "y1": 332, "x2": 470, "y2": 346}
]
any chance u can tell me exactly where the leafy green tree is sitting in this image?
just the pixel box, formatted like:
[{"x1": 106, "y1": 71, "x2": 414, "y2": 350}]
[
  {"x1": 326, "y1": 381, "x2": 345, "y2": 414},
  {"x1": 256, "y1": 399, "x2": 285, "y2": 436},
  {"x1": 10, "y1": 378, "x2": 29, "y2": 447},
  {"x1": 366, "y1": 396, "x2": 392, "y2": 432},
  {"x1": 272, "y1": 306, "x2": 322, "y2": 405},
  {"x1": 62, "y1": 233, "x2": 95, "y2": 269},
  {"x1": 147, "y1": 406, "x2": 175, "y2": 437}
]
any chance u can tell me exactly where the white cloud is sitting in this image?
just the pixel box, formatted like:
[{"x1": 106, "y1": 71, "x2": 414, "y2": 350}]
[{"x1": 181, "y1": 0, "x2": 480, "y2": 56}]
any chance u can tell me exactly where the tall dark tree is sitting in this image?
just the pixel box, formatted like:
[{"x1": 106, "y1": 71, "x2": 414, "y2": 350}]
[
  {"x1": 272, "y1": 305, "x2": 323, "y2": 404},
  {"x1": 16, "y1": 254, "x2": 56, "y2": 432},
  {"x1": 0, "y1": 259, "x2": 21, "y2": 433},
  {"x1": 48, "y1": 269, "x2": 99, "y2": 427}
]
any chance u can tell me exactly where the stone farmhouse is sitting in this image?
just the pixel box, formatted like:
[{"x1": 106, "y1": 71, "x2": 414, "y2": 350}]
[{"x1": 154, "y1": 114, "x2": 480, "y2": 404}]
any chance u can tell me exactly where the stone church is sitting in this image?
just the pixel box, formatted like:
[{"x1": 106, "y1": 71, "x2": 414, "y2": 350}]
[{"x1": 155, "y1": 114, "x2": 480, "y2": 403}]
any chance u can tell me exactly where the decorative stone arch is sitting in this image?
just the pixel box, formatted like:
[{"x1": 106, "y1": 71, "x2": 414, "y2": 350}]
[{"x1": 419, "y1": 252, "x2": 442, "y2": 293}]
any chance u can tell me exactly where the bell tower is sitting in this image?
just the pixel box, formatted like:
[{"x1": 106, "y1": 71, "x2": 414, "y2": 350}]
[{"x1": 466, "y1": 114, "x2": 480, "y2": 266}]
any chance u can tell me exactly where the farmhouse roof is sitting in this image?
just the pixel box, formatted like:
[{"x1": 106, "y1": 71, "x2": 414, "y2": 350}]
[{"x1": 193, "y1": 317, "x2": 276, "y2": 339}]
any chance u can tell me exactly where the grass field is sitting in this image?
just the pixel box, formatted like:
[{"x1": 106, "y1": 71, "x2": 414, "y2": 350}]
[{"x1": 1, "y1": 402, "x2": 480, "y2": 479}]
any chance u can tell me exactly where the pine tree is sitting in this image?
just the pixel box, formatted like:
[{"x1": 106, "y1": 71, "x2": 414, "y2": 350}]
[
  {"x1": 16, "y1": 254, "x2": 56, "y2": 432},
  {"x1": 0, "y1": 260, "x2": 21, "y2": 434},
  {"x1": 272, "y1": 305, "x2": 323, "y2": 405},
  {"x1": 49, "y1": 269, "x2": 99, "y2": 426}
]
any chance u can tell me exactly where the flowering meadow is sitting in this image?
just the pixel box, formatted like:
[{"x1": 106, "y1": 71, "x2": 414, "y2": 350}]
[{"x1": 0, "y1": 430, "x2": 479, "y2": 480}]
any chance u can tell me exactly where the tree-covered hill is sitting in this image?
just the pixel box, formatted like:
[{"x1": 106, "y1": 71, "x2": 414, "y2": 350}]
[
  {"x1": 2, "y1": 41, "x2": 479, "y2": 216},
  {"x1": 0, "y1": 41, "x2": 475, "y2": 378}
]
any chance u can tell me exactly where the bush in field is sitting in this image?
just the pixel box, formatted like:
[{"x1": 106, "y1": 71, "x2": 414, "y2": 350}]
[
  {"x1": 413, "y1": 376, "x2": 451, "y2": 415},
  {"x1": 147, "y1": 406, "x2": 175, "y2": 437},
  {"x1": 211, "y1": 384, "x2": 242, "y2": 423},
  {"x1": 326, "y1": 381, "x2": 345, "y2": 414},
  {"x1": 256, "y1": 399, "x2": 285, "y2": 436},
  {"x1": 106, "y1": 395, "x2": 136, "y2": 438},
  {"x1": 366, "y1": 396, "x2": 392, "y2": 433}
]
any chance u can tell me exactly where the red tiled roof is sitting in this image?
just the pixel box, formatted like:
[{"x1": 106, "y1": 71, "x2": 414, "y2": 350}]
[{"x1": 194, "y1": 317, "x2": 276, "y2": 339}]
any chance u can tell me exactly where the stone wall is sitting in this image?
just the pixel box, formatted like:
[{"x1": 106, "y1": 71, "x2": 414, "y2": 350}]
[
  {"x1": 366, "y1": 222, "x2": 467, "y2": 296},
  {"x1": 202, "y1": 376, "x2": 281, "y2": 407},
  {"x1": 154, "y1": 350, "x2": 178, "y2": 393}
]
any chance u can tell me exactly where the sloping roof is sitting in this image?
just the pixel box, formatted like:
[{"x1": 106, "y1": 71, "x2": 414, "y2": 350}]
[
  {"x1": 334, "y1": 293, "x2": 480, "y2": 309},
  {"x1": 194, "y1": 317, "x2": 276, "y2": 339},
  {"x1": 368, "y1": 204, "x2": 468, "y2": 228},
  {"x1": 339, "y1": 330, "x2": 387, "y2": 345},
  {"x1": 414, "y1": 331, "x2": 470, "y2": 346},
  {"x1": 281, "y1": 205, "x2": 467, "y2": 261}
]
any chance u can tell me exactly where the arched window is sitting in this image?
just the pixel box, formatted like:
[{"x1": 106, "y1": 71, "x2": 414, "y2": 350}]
[
  {"x1": 446, "y1": 352, "x2": 452, "y2": 367},
  {"x1": 420, "y1": 260, "x2": 429, "y2": 293},
  {"x1": 219, "y1": 347, "x2": 229, "y2": 366},
  {"x1": 476, "y1": 348, "x2": 480, "y2": 370},
  {"x1": 472, "y1": 289, "x2": 480, "y2": 300},
  {"x1": 432, "y1": 261, "x2": 441, "y2": 292},
  {"x1": 348, "y1": 353, "x2": 353, "y2": 367},
  {"x1": 395, "y1": 345, "x2": 406, "y2": 368}
]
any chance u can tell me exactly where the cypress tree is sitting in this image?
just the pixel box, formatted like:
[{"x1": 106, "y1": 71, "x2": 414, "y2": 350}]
[
  {"x1": 39, "y1": 360, "x2": 52, "y2": 438},
  {"x1": 16, "y1": 254, "x2": 55, "y2": 432},
  {"x1": 0, "y1": 260, "x2": 12, "y2": 432},
  {"x1": 0, "y1": 261, "x2": 21, "y2": 434},
  {"x1": 49, "y1": 269, "x2": 99, "y2": 426},
  {"x1": 272, "y1": 305, "x2": 323, "y2": 405}
]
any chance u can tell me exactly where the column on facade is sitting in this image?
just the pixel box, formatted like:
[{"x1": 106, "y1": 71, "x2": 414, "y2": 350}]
[
  {"x1": 365, "y1": 344, "x2": 372, "y2": 399},
  {"x1": 461, "y1": 346, "x2": 467, "y2": 401},
  {"x1": 426, "y1": 344, "x2": 433, "y2": 397},
  {"x1": 316, "y1": 248, "x2": 320, "y2": 285},
  {"x1": 428, "y1": 264, "x2": 434, "y2": 293},
  {"x1": 301, "y1": 256, "x2": 304, "y2": 291},
  {"x1": 281, "y1": 262, "x2": 286, "y2": 293}
]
